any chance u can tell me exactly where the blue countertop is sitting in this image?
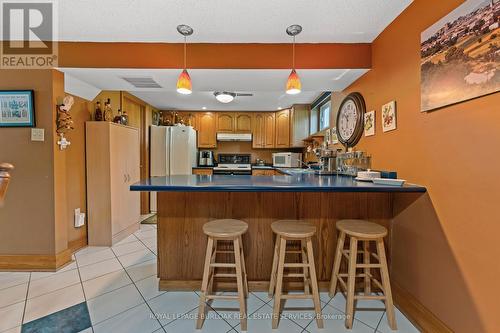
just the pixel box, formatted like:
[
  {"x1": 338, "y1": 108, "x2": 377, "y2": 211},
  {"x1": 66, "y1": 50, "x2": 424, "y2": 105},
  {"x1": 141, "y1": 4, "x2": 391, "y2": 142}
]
[{"x1": 130, "y1": 174, "x2": 426, "y2": 193}]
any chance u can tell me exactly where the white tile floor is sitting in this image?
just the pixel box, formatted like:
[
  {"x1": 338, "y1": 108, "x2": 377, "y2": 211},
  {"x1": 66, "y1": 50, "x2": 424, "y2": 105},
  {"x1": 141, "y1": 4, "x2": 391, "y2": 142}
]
[{"x1": 0, "y1": 223, "x2": 420, "y2": 333}]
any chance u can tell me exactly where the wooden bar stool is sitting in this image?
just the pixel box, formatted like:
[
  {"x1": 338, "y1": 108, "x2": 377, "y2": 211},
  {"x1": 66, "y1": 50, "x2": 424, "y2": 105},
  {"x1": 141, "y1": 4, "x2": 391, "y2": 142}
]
[
  {"x1": 197, "y1": 219, "x2": 249, "y2": 330},
  {"x1": 329, "y1": 219, "x2": 397, "y2": 330},
  {"x1": 268, "y1": 220, "x2": 323, "y2": 329}
]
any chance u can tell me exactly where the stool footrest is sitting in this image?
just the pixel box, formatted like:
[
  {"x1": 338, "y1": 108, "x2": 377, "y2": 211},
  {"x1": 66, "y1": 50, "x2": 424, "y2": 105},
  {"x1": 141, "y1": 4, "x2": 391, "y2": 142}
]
[
  {"x1": 284, "y1": 273, "x2": 307, "y2": 278},
  {"x1": 213, "y1": 273, "x2": 237, "y2": 278},
  {"x1": 280, "y1": 294, "x2": 314, "y2": 300},
  {"x1": 210, "y1": 263, "x2": 236, "y2": 268},
  {"x1": 356, "y1": 263, "x2": 382, "y2": 268},
  {"x1": 354, "y1": 295, "x2": 386, "y2": 300},
  {"x1": 283, "y1": 263, "x2": 308, "y2": 268},
  {"x1": 205, "y1": 295, "x2": 239, "y2": 300}
]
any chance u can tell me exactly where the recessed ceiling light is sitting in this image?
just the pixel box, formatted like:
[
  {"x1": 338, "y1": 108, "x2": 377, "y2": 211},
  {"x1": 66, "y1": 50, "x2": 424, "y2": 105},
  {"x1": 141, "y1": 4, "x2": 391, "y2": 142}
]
[
  {"x1": 277, "y1": 107, "x2": 282, "y2": 110},
  {"x1": 214, "y1": 92, "x2": 236, "y2": 104},
  {"x1": 202, "y1": 106, "x2": 207, "y2": 110}
]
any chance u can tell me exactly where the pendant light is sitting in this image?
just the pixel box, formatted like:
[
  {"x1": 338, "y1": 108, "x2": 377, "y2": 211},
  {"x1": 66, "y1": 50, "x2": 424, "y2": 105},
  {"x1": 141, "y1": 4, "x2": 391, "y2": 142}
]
[
  {"x1": 285, "y1": 24, "x2": 302, "y2": 95},
  {"x1": 176, "y1": 24, "x2": 193, "y2": 95}
]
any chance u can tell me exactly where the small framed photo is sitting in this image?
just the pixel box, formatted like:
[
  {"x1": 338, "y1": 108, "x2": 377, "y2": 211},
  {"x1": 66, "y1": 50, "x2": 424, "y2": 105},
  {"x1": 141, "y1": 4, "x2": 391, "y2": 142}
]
[
  {"x1": 364, "y1": 110, "x2": 375, "y2": 136},
  {"x1": 330, "y1": 127, "x2": 339, "y2": 144},
  {"x1": 0, "y1": 90, "x2": 35, "y2": 127},
  {"x1": 382, "y1": 101, "x2": 396, "y2": 132}
]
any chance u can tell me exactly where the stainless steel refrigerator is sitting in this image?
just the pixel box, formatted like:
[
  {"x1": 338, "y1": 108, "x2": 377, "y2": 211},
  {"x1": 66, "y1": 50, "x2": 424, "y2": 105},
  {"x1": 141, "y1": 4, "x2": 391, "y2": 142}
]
[{"x1": 150, "y1": 125, "x2": 197, "y2": 211}]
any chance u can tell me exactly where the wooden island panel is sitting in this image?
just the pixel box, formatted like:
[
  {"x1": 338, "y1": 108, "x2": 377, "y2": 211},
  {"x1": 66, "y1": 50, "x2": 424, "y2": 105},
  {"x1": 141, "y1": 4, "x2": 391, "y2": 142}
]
[{"x1": 157, "y1": 191, "x2": 392, "y2": 290}]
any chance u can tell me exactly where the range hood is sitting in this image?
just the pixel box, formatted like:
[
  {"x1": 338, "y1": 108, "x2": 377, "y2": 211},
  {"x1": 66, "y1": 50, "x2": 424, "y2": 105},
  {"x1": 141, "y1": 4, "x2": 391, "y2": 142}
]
[{"x1": 216, "y1": 133, "x2": 252, "y2": 142}]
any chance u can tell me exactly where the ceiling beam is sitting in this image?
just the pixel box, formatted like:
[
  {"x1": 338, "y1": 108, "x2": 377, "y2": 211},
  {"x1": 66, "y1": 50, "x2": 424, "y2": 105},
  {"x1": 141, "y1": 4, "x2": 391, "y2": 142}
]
[{"x1": 58, "y1": 42, "x2": 371, "y2": 69}]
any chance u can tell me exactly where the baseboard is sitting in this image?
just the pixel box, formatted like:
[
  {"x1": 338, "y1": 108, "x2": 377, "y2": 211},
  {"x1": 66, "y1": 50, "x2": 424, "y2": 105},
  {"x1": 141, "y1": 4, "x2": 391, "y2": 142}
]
[
  {"x1": 68, "y1": 236, "x2": 87, "y2": 253},
  {"x1": 392, "y1": 282, "x2": 453, "y2": 333},
  {"x1": 0, "y1": 235, "x2": 87, "y2": 271}
]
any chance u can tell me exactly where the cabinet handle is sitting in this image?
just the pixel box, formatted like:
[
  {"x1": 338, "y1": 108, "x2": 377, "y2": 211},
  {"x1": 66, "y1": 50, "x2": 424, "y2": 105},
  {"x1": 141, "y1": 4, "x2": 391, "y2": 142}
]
[{"x1": 124, "y1": 174, "x2": 127, "y2": 183}]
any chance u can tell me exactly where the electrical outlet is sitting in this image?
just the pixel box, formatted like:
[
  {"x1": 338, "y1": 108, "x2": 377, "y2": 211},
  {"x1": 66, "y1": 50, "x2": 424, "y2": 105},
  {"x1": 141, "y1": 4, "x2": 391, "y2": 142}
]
[
  {"x1": 74, "y1": 208, "x2": 85, "y2": 227},
  {"x1": 31, "y1": 128, "x2": 45, "y2": 142}
]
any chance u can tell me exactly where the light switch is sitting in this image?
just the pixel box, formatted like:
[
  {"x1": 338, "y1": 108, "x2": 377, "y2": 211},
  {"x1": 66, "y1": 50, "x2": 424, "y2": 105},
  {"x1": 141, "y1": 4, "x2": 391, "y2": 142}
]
[{"x1": 31, "y1": 128, "x2": 45, "y2": 142}]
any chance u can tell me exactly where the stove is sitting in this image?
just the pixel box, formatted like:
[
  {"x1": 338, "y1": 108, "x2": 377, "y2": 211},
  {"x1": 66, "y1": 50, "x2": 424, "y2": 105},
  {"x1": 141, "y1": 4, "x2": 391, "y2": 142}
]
[{"x1": 213, "y1": 154, "x2": 252, "y2": 175}]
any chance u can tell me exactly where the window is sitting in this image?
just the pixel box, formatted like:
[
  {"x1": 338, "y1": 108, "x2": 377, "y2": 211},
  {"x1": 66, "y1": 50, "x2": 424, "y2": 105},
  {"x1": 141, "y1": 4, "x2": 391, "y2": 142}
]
[
  {"x1": 309, "y1": 92, "x2": 331, "y2": 135},
  {"x1": 319, "y1": 100, "x2": 331, "y2": 130}
]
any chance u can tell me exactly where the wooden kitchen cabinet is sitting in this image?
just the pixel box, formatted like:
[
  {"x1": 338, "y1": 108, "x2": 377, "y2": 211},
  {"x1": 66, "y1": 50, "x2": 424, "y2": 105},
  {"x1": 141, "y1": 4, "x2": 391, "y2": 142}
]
[
  {"x1": 216, "y1": 112, "x2": 234, "y2": 132},
  {"x1": 275, "y1": 109, "x2": 290, "y2": 148},
  {"x1": 196, "y1": 112, "x2": 217, "y2": 148},
  {"x1": 264, "y1": 112, "x2": 275, "y2": 148},
  {"x1": 235, "y1": 112, "x2": 253, "y2": 133},
  {"x1": 290, "y1": 104, "x2": 310, "y2": 147},
  {"x1": 252, "y1": 112, "x2": 275, "y2": 148},
  {"x1": 252, "y1": 169, "x2": 276, "y2": 176},
  {"x1": 86, "y1": 122, "x2": 140, "y2": 246},
  {"x1": 192, "y1": 168, "x2": 213, "y2": 175}
]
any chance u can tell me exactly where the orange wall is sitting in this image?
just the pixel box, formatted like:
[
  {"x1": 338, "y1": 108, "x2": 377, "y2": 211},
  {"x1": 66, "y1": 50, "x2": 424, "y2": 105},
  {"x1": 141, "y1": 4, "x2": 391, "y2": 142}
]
[
  {"x1": 65, "y1": 95, "x2": 92, "y2": 244},
  {"x1": 339, "y1": 0, "x2": 500, "y2": 331},
  {"x1": 0, "y1": 70, "x2": 61, "y2": 254}
]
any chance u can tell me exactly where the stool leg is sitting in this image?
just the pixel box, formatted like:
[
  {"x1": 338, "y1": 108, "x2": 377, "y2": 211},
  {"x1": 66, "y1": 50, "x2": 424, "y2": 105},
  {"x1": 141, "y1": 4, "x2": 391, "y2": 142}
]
[
  {"x1": 329, "y1": 231, "x2": 346, "y2": 297},
  {"x1": 234, "y1": 237, "x2": 247, "y2": 331},
  {"x1": 268, "y1": 234, "x2": 281, "y2": 297},
  {"x1": 363, "y1": 240, "x2": 371, "y2": 296},
  {"x1": 272, "y1": 237, "x2": 287, "y2": 329},
  {"x1": 306, "y1": 238, "x2": 324, "y2": 329},
  {"x1": 301, "y1": 239, "x2": 310, "y2": 295},
  {"x1": 376, "y1": 238, "x2": 397, "y2": 330},
  {"x1": 239, "y1": 236, "x2": 249, "y2": 298},
  {"x1": 197, "y1": 237, "x2": 214, "y2": 329},
  {"x1": 208, "y1": 240, "x2": 217, "y2": 296},
  {"x1": 345, "y1": 237, "x2": 358, "y2": 329}
]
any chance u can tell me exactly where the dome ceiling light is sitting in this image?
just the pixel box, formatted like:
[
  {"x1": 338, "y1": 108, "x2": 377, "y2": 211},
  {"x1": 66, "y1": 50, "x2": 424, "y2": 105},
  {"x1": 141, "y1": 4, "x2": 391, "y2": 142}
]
[
  {"x1": 176, "y1": 24, "x2": 194, "y2": 95},
  {"x1": 285, "y1": 24, "x2": 302, "y2": 95},
  {"x1": 214, "y1": 91, "x2": 253, "y2": 104}
]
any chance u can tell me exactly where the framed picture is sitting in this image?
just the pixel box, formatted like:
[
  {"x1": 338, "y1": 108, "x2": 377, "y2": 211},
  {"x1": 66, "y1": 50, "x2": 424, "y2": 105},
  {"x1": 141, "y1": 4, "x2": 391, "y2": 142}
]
[
  {"x1": 330, "y1": 127, "x2": 339, "y2": 144},
  {"x1": 420, "y1": 0, "x2": 500, "y2": 112},
  {"x1": 364, "y1": 110, "x2": 375, "y2": 136},
  {"x1": 0, "y1": 90, "x2": 35, "y2": 127},
  {"x1": 382, "y1": 101, "x2": 397, "y2": 132}
]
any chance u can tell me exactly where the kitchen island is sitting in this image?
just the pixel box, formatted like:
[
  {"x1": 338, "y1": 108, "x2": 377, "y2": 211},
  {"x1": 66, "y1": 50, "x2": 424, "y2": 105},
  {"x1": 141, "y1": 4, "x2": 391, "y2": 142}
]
[{"x1": 131, "y1": 174, "x2": 426, "y2": 291}]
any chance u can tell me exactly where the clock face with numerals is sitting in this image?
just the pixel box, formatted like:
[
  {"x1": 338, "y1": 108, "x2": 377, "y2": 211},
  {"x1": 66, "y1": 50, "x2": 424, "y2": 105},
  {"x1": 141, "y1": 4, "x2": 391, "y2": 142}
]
[{"x1": 336, "y1": 93, "x2": 365, "y2": 148}]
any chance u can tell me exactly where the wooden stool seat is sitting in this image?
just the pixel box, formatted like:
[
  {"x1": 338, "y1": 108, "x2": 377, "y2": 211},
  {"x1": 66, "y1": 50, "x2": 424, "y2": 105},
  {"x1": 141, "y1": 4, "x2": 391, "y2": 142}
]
[
  {"x1": 197, "y1": 219, "x2": 249, "y2": 331},
  {"x1": 271, "y1": 220, "x2": 316, "y2": 238},
  {"x1": 203, "y1": 219, "x2": 248, "y2": 238},
  {"x1": 329, "y1": 219, "x2": 396, "y2": 330},
  {"x1": 337, "y1": 219, "x2": 387, "y2": 239},
  {"x1": 269, "y1": 220, "x2": 323, "y2": 329}
]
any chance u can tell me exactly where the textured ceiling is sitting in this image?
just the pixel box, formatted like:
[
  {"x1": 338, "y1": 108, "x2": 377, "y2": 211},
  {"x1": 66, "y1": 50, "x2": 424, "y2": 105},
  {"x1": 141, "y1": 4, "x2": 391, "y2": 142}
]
[{"x1": 58, "y1": 0, "x2": 413, "y2": 43}]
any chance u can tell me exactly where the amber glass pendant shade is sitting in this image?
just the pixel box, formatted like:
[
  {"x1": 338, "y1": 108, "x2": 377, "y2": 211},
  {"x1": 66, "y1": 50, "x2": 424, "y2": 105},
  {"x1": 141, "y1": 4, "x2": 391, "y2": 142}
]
[
  {"x1": 176, "y1": 69, "x2": 192, "y2": 95},
  {"x1": 286, "y1": 69, "x2": 301, "y2": 95}
]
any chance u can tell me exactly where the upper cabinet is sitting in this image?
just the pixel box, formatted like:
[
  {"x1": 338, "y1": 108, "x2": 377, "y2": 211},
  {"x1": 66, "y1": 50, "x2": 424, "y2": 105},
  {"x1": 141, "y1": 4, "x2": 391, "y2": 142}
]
[
  {"x1": 252, "y1": 113, "x2": 265, "y2": 148},
  {"x1": 290, "y1": 104, "x2": 310, "y2": 147},
  {"x1": 263, "y1": 112, "x2": 275, "y2": 148},
  {"x1": 196, "y1": 112, "x2": 217, "y2": 148},
  {"x1": 275, "y1": 109, "x2": 290, "y2": 148},
  {"x1": 234, "y1": 113, "x2": 253, "y2": 133},
  {"x1": 216, "y1": 112, "x2": 234, "y2": 132},
  {"x1": 252, "y1": 112, "x2": 275, "y2": 149}
]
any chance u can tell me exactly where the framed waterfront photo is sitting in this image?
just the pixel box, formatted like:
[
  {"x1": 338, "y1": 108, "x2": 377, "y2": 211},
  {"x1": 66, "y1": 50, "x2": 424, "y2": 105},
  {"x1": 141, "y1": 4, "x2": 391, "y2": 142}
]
[
  {"x1": 0, "y1": 90, "x2": 35, "y2": 127},
  {"x1": 364, "y1": 110, "x2": 375, "y2": 136},
  {"x1": 382, "y1": 101, "x2": 397, "y2": 132},
  {"x1": 420, "y1": 0, "x2": 500, "y2": 112}
]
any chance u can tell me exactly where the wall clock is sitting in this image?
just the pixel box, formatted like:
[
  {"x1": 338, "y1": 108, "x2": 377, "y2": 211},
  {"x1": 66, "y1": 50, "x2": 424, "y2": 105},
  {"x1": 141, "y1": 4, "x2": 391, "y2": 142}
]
[{"x1": 336, "y1": 92, "x2": 366, "y2": 149}]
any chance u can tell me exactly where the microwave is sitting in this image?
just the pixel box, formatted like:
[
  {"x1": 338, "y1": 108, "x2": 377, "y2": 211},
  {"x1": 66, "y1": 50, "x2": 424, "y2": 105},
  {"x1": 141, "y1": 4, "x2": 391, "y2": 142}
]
[{"x1": 272, "y1": 152, "x2": 303, "y2": 168}]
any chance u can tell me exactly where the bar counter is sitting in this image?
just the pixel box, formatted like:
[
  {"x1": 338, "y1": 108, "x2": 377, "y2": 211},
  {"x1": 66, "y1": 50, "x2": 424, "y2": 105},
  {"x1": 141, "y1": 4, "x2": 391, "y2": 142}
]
[{"x1": 131, "y1": 174, "x2": 426, "y2": 291}]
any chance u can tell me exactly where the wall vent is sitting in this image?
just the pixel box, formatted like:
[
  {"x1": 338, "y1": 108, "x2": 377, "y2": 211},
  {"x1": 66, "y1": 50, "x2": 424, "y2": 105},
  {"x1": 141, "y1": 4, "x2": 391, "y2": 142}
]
[{"x1": 122, "y1": 77, "x2": 162, "y2": 88}]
